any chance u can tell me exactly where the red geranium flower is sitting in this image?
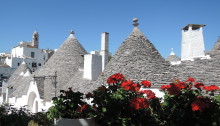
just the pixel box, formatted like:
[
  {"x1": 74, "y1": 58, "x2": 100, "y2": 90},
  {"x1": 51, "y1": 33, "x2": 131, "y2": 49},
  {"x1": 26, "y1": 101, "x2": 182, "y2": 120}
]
[
  {"x1": 203, "y1": 85, "x2": 219, "y2": 91},
  {"x1": 76, "y1": 104, "x2": 87, "y2": 112},
  {"x1": 115, "y1": 73, "x2": 125, "y2": 81},
  {"x1": 167, "y1": 83, "x2": 181, "y2": 95},
  {"x1": 160, "y1": 84, "x2": 171, "y2": 90},
  {"x1": 194, "y1": 82, "x2": 204, "y2": 89},
  {"x1": 186, "y1": 77, "x2": 195, "y2": 82},
  {"x1": 191, "y1": 96, "x2": 210, "y2": 112},
  {"x1": 178, "y1": 82, "x2": 191, "y2": 89},
  {"x1": 121, "y1": 80, "x2": 140, "y2": 92},
  {"x1": 139, "y1": 90, "x2": 157, "y2": 99},
  {"x1": 107, "y1": 73, "x2": 124, "y2": 84},
  {"x1": 141, "y1": 80, "x2": 151, "y2": 88},
  {"x1": 130, "y1": 98, "x2": 149, "y2": 110}
]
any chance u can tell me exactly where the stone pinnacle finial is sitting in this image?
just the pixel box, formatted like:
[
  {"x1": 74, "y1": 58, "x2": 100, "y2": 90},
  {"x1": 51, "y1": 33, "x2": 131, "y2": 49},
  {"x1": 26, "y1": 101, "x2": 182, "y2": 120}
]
[
  {"x1": 70, "y1": 30, "x2": 74, "y2": 34},
  {"x1": 170, "y1": 48, "x2": 175, "y2": 55},
  {"x1": 133, "y1": 18, "x2": 139, "y2": 27}
]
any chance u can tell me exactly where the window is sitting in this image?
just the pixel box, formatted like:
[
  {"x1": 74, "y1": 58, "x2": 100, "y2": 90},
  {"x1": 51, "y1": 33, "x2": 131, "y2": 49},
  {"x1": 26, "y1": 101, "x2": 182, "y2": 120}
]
[
  {"x1": 31, "y1": 52, "x2": 35, "y2": 58},
  {"x1": 38, "y1": 63, "x2": 41, "y2": 66},
  {"x1": 32, "y1": 62, "x2": 37, "y2": 67},
  {"x1": 18, "y1": 63, "x2": 20, "y2": 66}
]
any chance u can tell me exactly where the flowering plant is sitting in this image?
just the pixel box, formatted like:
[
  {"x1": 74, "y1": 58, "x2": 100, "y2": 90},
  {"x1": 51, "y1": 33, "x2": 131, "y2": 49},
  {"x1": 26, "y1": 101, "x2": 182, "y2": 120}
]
[
  {"x1": 160, "y1": 77, "x2": 220, "y2": 126},
  {"x1": 91, "y1": 73, "x2": 161, "y2": 126},
  {"x1": 47, "y1": 88, "x2": 95, "y2": 120}
]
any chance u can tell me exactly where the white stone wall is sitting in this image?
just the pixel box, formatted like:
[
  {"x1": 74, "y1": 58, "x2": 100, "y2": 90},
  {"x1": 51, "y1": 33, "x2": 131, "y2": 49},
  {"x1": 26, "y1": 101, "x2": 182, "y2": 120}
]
[
  {"x1": 170, "y1": 61, "x2": 181, "y2": 65},
  {"x1": 8, "y1": 46, "x2": 48, "y2": 71},
  {"x1": 8, "y1": 79, "x2": 52, "y2": 113},
  {"x1": 12, "y1": 46, "x2": 24, "y2": 58},
  {"x1": 12, "y1": 46, "x2": 46, "y2": 60},
  {"x1": 84, "y1": 54, "x2": 102, "y2": 80},
  {"x1": 181, "y1": 26, "x2": 205, "y2": 60},
  {"x1": 10, "y1": 57, "x2": 44, "y2": 72}
]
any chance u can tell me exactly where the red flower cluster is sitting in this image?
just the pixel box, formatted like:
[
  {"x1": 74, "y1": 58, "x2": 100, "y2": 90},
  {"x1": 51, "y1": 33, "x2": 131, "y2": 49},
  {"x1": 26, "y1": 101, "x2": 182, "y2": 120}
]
[
  {"x1": 130, "y1": 98, "x2": 149, "y2": 110},
  {"x1": 107, "y1": 73, "x2": 125, "y2": 84},
  {"x1": 76, "y1": 104, "x2": 87, "y2": 112},
  {"x1": 203, "y1": 85, "x2": 219, "y2": 91},
  {"x1": 194, "y1": 82, "x2": 204, "y2": 89},
  {"x1": 178, "y1": 82, "x2": 191, "y2": 89},
  {"x1": 161, "y1": 83, "x2": 181, "y2": 95},
  {"x1": 186, "y1": 77, "x2": 195, "y2": 82},
  {"x1": 161, "y1": 84, "x2": 171, "y2": 90},
  {"x1": 121, "y1": 80, "x2": 140, "y2": 92},
  {"x1": 139, "y1": 90, "x2": 157, "y2": 99},
  {"x1": 167, "y1": 83, "x2": 181, "y2": 95},
  {"x1": 141, "y1": 80, "x2": 151, "y2": 88},
  {"x1": 191, "y1": 96, "x2": 210, "y2": 112}
]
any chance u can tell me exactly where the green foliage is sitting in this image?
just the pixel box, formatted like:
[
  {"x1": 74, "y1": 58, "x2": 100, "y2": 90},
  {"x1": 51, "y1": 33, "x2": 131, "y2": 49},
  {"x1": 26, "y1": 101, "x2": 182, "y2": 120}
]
[
  {"x1": 47, "y1": 87, "x2": 95, "y2": 120},
  {"x1": 0, "y1": 104, "x2": 32, "y2": 126},
  {"x1": 0, "y1": 104, "x2": 53, "y2": 126},
  {"x1": 92, "y1": 83, "x2": 160, "y2": 125},
  {"x1": 30, "y1": 112, "x2": 53, "y2": 126},
  {"x1": 161, "y1": 89, "x2": 220, "y2": 126}
]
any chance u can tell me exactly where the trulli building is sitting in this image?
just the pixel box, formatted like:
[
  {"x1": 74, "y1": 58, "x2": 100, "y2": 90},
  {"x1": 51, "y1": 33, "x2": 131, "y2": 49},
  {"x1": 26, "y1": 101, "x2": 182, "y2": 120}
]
[{"x1": 0, "y1": 19, "x2": 220, "y2": 113}]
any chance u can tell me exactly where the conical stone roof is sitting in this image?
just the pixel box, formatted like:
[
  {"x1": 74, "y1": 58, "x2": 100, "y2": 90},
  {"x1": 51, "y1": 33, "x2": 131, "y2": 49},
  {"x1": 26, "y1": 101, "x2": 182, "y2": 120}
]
[
  {"x1": 166, "y1": 49, "x2": 181, "y2": 62},
  {"x1": 64, "y1": 71, "x2": 93, "y2": 93},
  {"x1": 211, "y1": 37, "x2": 220, "y2": 51},
  {"x1": 172, "y1": 58, "x2": 220, "y2": 87},
  {"x1": 96, "y1": 19, "x2": 174, "y2": 87},
  {"x1": 207, "y1": 38, "x2": 220, "y2": 58},
  {"x1": 7, "y1": 61, "x2": 30, "y2": 91},
  {"x1": 35, "y1": 30, "x2": 87, "y2": 101},
  {"x1": 10, "y1": 70, "x2": 33, "y2": 97}
]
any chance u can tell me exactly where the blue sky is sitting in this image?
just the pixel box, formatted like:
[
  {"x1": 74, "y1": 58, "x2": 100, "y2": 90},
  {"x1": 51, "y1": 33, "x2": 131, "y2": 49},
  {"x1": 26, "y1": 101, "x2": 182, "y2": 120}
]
[{"x1": 0, "y1": 0, "x2": 219, "y2": 58}]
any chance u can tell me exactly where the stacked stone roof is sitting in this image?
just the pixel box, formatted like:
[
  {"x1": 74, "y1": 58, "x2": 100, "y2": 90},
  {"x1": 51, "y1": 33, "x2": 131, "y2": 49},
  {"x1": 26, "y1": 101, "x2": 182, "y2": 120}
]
[
  {"x1": 207, "y1": 38, "x2": 220, "y2": 58},
  {"x1": 172, "y1": 37, "x2": 220, "y2": 87},
  {"x1": 166, "y1": 50, "x2": 181, "y2": 62},
  {"x1": 7, "y1": 61, "x2": 30, "y2": 91},
  {"x1": 0, "y1": 63, "x2": 10, "y2": 68},
  {"x1": 34, "y1": 31, "x2": 87, "y2": 101},
  {"x1": 172, "y1": 58, "x2": 220, "y2": 86},
  {"x1": 64, "y1": 71, "x2": 93, "y2": 93},
  {"x1": 166, "y1": 55, "x2": 181, "y2": 62},
  {"x1": 95, "y1": 21, "x2": 175, "y2": 87},
  {"x1": 10, "y1": 71, "x2": 33, "y2": 97}
]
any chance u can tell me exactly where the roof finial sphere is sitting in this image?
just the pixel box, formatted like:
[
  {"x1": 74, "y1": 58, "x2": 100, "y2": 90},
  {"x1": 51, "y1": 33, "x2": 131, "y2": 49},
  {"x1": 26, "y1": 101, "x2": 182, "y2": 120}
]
[
  {"x1": 133, "y1": 18, "x2": 138, "y2": 22},
  {"x1": 70, "y1": 30, "x2": 74, "y2": 34},
  {"x1": 132, "y1": 18, "x2": 139, "y2": 27}
]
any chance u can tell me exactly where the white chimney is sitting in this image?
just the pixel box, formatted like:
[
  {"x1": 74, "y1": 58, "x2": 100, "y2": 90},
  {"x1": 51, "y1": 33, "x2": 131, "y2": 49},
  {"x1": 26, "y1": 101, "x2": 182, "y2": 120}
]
[{"x1": 100, "y1": 32, "x2": 109, "y2": 71}]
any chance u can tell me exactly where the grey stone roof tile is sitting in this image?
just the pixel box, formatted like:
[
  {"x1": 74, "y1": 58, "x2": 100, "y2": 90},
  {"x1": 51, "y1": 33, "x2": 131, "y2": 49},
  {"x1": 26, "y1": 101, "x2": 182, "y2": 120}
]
[
  {"x1": 10, "y1": 74, "x2": 33, "y2": 97},
  {"x1": 34, "y1": 32, "x2": 87, "y2": 101},
  {"x1": 95, "y1": 25, "x2": 174, "y2": 87},
  {"x1": 64, "y1": 71, "x2": 95, "y2": 94},
  {"x1": 166, "y1": 55, "x2": 181, "y2": 62},
  {"x1": 7, "y1": 62, "x2": 30, "y2": 93}
]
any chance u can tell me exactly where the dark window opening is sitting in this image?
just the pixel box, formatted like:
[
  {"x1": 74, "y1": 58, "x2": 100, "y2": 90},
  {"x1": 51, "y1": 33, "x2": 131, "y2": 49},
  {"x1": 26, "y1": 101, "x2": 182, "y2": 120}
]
[
  {"x1": 31, "y1": 52, "x2": 35, "y2": 58},
  {"x1": 18, "y1": 63, "x2": 20, "y2": 66},
  {"x1": 32, "y1": 62, "x2": 37, "y2": 67},
  {"x1": 38, "y1": 63, "x2": 41, "y2": 66}
]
